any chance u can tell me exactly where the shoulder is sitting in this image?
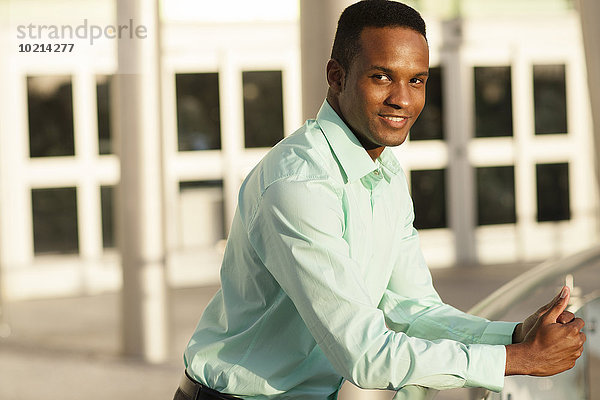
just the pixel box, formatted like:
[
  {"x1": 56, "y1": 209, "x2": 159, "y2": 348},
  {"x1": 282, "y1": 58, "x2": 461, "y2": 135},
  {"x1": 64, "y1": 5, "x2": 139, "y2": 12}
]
[
  {"x1": 237, "y1": 120, "x2": 345, "y2": 223},
  {"x1": 243, "y1": 120, "x2": 344, "y2": 195}
]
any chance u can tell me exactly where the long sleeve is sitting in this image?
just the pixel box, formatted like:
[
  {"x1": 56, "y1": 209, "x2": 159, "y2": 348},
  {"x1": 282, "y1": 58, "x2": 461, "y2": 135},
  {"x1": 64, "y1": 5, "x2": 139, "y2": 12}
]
[
  {"x1": 245, "y1": 178, "x2": 509, "y2": 392},
  {"x1": 379, "y1": 227, "x2": 518, "y2": 346}
]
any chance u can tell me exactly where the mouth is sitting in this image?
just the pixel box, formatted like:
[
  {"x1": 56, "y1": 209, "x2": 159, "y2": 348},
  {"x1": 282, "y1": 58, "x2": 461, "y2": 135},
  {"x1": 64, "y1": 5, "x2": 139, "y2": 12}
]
[
  {"x1": 378, "y1": 114, "x2": 410, "y2": 127},
  {"x1": 381, "y1": 115, "x2": 407, "y2": 122}
]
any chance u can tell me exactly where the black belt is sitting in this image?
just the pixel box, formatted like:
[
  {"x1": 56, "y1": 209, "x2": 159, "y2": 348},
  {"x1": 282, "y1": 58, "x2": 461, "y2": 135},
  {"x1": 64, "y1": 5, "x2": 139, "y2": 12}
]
[{"x1": 179, "y1": 370, "x2": 243, "y2": 400}]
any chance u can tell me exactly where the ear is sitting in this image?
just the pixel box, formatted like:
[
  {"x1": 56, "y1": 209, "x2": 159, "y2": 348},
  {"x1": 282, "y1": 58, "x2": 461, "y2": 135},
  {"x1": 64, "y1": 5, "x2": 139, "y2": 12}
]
[{"x1": 326, "y1": 59, "x2": 345, "y2": 94}]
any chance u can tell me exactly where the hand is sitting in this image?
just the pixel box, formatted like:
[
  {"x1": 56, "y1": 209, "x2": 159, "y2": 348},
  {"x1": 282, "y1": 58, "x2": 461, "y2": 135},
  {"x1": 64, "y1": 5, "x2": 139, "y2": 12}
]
[
  {"x1": 512, "y1": 288, "x2": 576, "y2": 343},
  {"x1": 505, "y1": 286, "x2": 586, "y2": 376}
]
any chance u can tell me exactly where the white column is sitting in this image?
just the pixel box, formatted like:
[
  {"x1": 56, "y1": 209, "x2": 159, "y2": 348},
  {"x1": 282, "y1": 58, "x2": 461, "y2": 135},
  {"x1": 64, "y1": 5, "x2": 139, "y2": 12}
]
[
  {"x1": 299, "y1": 0, "x2": 354, "y2": 121},
  {"x1": 577, "y1": 0, "x2": 600, "y2": 228},
  {"x1": 219, "y1": 53, "x2": 244, "y2": 234},
  {"x1": 441, "y1": 18, "x2": 477, "y2": 265},
  {"x1": 114, "y1": 0, "x2": 167, "y2": 363},
  {"x1": 72, "y1": 72, "x2": 103, "y2": 288},
  {"x1": 511, "y1": 52, "x2": 537, "y2": 260},
  {"x1": 0, "y1": 2, "x2": 12, "y2": 334},
  {"x1": 0, "y1": 21, "x2": 34, "y2": 281},
  {"x1": 159, "y1": 65, "x2": 179, "y2": 254}
]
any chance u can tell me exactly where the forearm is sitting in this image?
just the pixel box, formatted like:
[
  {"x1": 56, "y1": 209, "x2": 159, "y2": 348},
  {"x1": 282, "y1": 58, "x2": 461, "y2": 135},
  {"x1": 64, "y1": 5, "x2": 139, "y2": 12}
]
[
  {"x1": 337, "y1": 329, "x2": 507, "y2": 391},
  {"x1": 380, "y1": 290, "x2": 518, "y2": 345}
]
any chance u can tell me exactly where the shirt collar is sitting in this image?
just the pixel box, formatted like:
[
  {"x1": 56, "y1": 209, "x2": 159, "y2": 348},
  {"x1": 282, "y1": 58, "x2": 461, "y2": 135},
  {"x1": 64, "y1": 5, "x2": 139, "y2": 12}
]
[
  {"x1": 316, "y1": 100, "x2": 402, "y2": 183},
  {"x1": 378, "y1": 145, "x2": 403, "y2": 179}
]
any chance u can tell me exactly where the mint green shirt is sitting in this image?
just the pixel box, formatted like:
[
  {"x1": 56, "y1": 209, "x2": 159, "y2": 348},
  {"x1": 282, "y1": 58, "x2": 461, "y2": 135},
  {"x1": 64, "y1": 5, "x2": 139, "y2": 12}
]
[{"x1": 184, "y1": 101, "x2": 517, "y2": 399}]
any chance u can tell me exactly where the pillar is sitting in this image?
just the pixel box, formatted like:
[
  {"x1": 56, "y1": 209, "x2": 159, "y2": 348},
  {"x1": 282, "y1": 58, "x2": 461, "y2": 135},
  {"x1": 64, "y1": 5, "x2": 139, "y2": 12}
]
[
  {"x1": 114, "y1": 0, "x2": 168, "y2": 363},
  {"x1": 442, "y1": 18, "x2": 478, "y2": 266},
  {"x1": 299, "y1": 0, "x2": 354, "y2": 121},
  {"x1": 577, "y1": 0, "x2": 600, "y2": 227}
]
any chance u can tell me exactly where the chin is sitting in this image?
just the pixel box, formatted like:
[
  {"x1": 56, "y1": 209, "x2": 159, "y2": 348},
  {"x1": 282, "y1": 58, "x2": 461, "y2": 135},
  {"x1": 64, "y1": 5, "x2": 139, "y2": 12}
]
[{"x1": 380, "y1": 134, "x2": 409, "y2": 147}]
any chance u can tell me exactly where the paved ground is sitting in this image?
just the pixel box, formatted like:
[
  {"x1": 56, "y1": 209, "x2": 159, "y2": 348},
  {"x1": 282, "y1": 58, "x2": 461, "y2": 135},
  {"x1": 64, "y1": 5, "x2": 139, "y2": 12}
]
[{"x1": 0, "y1": 261, "x2": 598, "y2": 400}]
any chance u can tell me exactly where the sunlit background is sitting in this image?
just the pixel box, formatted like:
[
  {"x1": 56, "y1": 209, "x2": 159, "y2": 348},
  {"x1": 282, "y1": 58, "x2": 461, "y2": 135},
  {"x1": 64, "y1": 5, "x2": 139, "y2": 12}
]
[{"x1": 0, "y1": 0, "x2": 599, "y2": 399}]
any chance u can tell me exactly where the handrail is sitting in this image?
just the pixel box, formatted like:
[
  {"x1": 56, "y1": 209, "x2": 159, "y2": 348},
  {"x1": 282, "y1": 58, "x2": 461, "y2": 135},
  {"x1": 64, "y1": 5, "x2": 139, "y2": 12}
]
[
  {"x1": 462, "y1": 245, "x2": 600, "y2": 400},
  {"x1": 468, "y1": 245, "x2": 600, "y2": 319},
  {"x1": 400, "y1": 246, "x2": 600, "y2": 400}
]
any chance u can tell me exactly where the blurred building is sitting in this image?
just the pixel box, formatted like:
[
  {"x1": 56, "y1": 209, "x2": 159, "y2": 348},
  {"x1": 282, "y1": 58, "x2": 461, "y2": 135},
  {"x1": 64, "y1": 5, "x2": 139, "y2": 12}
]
[{"x1": 0, "y1": 0, "x2": 598, "y2": 300}]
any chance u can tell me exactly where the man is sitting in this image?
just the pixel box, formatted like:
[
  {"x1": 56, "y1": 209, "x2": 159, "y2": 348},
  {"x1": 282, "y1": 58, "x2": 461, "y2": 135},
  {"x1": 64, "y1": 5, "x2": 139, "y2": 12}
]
[{"x1": 174, "y1": 1, "x2": 586, "y2": 399}]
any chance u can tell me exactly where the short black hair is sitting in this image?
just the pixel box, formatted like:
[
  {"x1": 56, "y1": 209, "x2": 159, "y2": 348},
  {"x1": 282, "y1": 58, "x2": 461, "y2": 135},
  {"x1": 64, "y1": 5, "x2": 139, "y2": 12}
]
[{"x1": 331, "y1": 0, "x2": 426, "y2": 73}]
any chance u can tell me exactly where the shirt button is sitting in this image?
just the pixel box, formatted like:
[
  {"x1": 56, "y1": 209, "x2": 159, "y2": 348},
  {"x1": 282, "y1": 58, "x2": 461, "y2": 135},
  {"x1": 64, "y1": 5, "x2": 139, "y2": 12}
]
[{"x1": 374, "y1": 170, "x2": 380, "y2": 175}]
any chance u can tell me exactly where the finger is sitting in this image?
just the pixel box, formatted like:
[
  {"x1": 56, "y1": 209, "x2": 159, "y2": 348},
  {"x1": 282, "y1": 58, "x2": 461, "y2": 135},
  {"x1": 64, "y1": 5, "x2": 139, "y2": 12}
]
[
  {"x1": 544, "y1": 286, "x2": 570, "y2": 322},
  {"x1": 567, "y1": 317, "x2": 585, "y2": 332},
  {"x1": 557, "y1": 311, "x2": 575, "y2": 324},
  {"x1": 538, "y1": 286, "x2": 569, "y2": 315},
  {"x1": 549, "y1": 289, "x2": 563, "y2": 305}
]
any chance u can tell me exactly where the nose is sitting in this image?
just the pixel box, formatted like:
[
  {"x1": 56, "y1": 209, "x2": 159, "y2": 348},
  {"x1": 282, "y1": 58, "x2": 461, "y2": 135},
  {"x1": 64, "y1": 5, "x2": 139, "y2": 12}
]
[{"x1": 384, "y1": 82, "x2": 411, "y2": 110}]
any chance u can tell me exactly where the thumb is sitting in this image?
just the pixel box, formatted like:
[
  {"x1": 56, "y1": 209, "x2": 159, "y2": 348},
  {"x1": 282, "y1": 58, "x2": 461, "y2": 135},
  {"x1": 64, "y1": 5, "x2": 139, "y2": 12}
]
[{"x1": 544, "y1": 286, "x2": 570, "y2": 322}]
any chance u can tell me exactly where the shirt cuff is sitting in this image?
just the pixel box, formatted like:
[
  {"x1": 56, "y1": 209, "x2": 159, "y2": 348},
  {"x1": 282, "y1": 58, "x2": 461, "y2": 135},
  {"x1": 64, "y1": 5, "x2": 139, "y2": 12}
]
[
  {"x1": 479, "y1": 321, "x2": 520, "y2": 345},
  {"x1": 464, "y1": 344, "x2": 506, "y2": 392}
]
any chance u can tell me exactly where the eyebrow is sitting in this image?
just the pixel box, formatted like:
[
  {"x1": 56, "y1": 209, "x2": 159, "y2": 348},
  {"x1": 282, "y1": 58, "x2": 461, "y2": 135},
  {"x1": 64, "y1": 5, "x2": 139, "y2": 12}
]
[{"x1": 368, "y1": 65, "x2": 429, "y2": 78}]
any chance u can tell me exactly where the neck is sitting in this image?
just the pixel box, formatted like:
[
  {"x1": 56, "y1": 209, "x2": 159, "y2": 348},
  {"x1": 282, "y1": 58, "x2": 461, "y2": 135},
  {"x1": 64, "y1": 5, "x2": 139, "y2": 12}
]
[{"x1": 366, "y1": 147, "x2": 384, "y2": 161}]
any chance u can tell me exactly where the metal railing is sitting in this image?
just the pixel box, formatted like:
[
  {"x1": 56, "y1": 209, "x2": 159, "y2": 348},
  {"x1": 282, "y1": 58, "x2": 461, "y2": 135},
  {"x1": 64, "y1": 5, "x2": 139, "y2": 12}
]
[
  {"x1": 465, "y1": 245, "x2": 600, "y2": 400},
  {"x1": 350, "y1": 246, "x2": 600, "y2": 400},
  {"x1": 468, "y1": 246, "x2": 600, "y2": 320}
]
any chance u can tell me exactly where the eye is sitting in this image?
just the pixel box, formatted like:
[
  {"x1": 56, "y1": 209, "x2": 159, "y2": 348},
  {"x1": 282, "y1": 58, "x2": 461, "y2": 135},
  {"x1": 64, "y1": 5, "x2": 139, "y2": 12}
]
[
  {"x1": 371, "y1": 74, "x2": 391, "y2": 82},
  {"x1": 410, "y1": 77, "x2": 426, "y2": 85}
]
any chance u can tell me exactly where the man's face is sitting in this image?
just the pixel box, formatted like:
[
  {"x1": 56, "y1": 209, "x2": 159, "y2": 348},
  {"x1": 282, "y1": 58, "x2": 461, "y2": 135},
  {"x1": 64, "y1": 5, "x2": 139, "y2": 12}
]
[{"x1": 332, "y1": 27, "x2": 429, "y2": 152}]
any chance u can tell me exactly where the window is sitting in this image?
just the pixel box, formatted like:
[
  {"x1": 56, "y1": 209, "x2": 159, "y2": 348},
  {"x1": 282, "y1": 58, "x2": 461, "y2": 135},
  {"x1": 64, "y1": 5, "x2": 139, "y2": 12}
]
[
  {"x1": 31, "y1": 187, "x2": 79, "y2": 254},
  {"x1": 474, "y1": 66, "x2": 513, "y2": 137},
  {"x1": 533, "y1": 64, "x2": 568, "y2": 135},
  {"x1": 175, "y1": 73, "x2": 221, "y2": 151},
  {"x1": 97, "y1": 75, "x2": 112, "y2": 155},
  {"x1": 179, "y1": 181, "x2": 225, "y2": 247},
  {"x1": 410, "y1": 66, "x2": 443, "y2": 140},
  {"x1": 100, "y1": 186, "x2": 115, "y2": 248},
  {"x1": 242, "y1": 70, "x2": 285, "y2": 148},
  {"x1": 476, "y1": 166, "x2": 516, "y2": 225},
  {"x1": 536, "y1": 163, "x2": 570, "y2": 222},
  {"x1": 27, "y1": 75, "x2": 75, "y2": 157},
  {"x1": 410, "y1": 169, "x2": 447, "y2": 229}
]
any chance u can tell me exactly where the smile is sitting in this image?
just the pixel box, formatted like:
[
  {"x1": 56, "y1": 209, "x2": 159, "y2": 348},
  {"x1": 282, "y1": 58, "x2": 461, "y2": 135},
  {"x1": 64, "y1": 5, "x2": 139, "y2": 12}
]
[{"x1": 381, "y1": 116, "x2": 406, "y2": 122}]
